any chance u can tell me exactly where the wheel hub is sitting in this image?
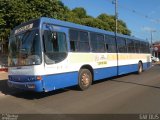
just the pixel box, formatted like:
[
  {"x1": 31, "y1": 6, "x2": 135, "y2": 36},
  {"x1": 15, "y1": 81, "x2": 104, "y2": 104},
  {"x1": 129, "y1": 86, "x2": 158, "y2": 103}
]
[{"x1": 81, "y1": 73, "x2": 90, "y2": 86}]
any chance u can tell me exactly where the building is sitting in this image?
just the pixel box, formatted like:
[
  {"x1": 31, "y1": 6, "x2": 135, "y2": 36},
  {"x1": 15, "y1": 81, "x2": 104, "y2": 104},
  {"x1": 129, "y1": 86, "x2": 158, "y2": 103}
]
[{"x1": 152, "y1": 43, "x2": 160, "y2": 58}]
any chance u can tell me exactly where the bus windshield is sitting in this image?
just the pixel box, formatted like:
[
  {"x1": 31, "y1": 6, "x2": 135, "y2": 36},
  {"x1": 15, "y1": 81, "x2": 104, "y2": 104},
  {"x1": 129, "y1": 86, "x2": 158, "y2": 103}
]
[{"x1": 8, "y1": 29, "x2": 42, "y2": 66}]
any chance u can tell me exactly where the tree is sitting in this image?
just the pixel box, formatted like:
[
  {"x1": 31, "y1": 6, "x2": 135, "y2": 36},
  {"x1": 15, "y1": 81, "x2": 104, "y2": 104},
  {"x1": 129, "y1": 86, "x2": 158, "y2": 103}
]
[
  {"x1": 98, "y1": 13, "x2": 131, "y2": 35},
  {"x1": 72, "y1": 7, "x2": 87, "y2": 18},
  {"x1": 80, "y1": 18, "x2": 110, "y2": 31},
  {"x1": 118, "y1": 20, "x2": 131, "y2": 35},
  {"x1": 0, "y1": 0, "x2": 67, "y2": 43}
]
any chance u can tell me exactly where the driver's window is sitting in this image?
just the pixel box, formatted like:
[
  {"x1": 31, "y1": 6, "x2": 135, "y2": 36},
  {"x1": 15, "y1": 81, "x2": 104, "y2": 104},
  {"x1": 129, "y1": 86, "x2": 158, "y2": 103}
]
[{"x1": 43, "y1": 30, "x2": 67, "y2": 64}]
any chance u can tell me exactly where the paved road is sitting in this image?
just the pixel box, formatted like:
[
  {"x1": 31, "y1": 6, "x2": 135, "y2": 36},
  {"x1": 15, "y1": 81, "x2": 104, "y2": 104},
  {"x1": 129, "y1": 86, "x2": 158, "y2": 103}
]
[{"x1": 0, "y1": 65, "x2": 160, "y2": 114}]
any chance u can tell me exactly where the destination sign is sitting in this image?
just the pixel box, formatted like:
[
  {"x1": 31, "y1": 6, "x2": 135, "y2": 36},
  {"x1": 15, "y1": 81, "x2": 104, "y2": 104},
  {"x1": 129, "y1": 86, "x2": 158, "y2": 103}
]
[{"x1": 15, "y1": 23, "x2": 33, "y2": 34}]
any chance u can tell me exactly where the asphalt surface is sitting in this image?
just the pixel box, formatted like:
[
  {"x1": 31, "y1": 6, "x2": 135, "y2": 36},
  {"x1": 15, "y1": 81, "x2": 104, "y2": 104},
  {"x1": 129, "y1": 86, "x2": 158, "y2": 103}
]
[{"x1": 0, "y1": 64, "x2": 160, "y2": 114}]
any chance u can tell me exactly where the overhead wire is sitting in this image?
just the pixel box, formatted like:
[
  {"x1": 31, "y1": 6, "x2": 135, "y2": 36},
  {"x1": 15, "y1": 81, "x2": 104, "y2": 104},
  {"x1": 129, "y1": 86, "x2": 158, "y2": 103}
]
[{"x1": 108, "y1": 0, "x2": 160, "y2": 24}]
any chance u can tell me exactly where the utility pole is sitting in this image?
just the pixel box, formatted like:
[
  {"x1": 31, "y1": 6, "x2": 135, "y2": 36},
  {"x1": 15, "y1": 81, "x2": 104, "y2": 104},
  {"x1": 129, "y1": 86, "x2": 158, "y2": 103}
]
[
  {"x1": 150, "y1": 30, "x2": 156, "y2": 56},
  {"x1": 115, "y1": 0, "x2": 118, "y2": 36},
  {"x1": 113, "y1": 0, "x2": 118, "y2": 74},
  {"x1": 151, "y1": 30, "x2": 156, "y2": 46},
  {"x1": 112, "y1": 0, "x2": 118, "y2": 35}
]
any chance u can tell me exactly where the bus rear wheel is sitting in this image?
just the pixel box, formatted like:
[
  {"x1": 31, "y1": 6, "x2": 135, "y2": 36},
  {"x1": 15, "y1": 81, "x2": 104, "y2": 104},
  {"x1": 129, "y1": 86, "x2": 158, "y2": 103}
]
[
  {"x1": 138, "y1": 62, "x2": 143, "y2": 74},
  {"x1": 78, "y1": 69, "x2": 92, "y2": 91}
]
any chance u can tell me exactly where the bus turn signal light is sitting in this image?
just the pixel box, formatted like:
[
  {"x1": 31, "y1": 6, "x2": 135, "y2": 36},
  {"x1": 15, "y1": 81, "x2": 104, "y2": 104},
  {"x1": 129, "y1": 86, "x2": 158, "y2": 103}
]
[{"x1": 36, "y1": 76, "x2": 42, "y2": 80}]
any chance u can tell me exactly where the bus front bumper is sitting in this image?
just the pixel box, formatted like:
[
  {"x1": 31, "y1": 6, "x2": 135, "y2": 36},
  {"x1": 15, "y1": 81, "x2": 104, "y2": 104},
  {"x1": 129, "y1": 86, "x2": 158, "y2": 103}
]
[{"x1": 8, "y1": 80, "x2": 44, "y2": 92}]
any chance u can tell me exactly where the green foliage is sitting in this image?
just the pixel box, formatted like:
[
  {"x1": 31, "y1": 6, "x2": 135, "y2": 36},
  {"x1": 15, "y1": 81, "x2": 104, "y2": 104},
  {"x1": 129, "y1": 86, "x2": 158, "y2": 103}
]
[
  {"x1": 72, "y1": 7, "x2": 87, "y2": 18},
  {"x1": 0, "y1": 0, "x2": 66, "y2": 40},
  {"x1": 80, "y1": 18, "x2": 110, "y2": 31},
  {"x1": 98, "y1": 13, "x2": 131, "y2": 35},
  {"x1": 0, "y1": 0, "x2": 131, "y2": 45}
]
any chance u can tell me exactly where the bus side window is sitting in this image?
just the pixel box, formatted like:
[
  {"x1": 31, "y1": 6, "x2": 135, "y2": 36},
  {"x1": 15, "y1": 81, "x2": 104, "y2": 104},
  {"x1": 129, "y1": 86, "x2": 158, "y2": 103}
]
[
  {"x1": 117, "y1": 37, "x2": 127, "y2": 53},
  {"x1": 69, "y1": 29, "x2": 79, "y2": 52},
  {"x1": 90, "y1": 33, "x2": 105, "y2": 52},
  {"x1": 127, "y1": 39, "x2": 135, "y2": 53},
  {"x1": 79, "y1": 31, "x2": 90, "y2": 52},
  {"x1": 43, "y1": 31, "x2": 53, "y2": 52},
  {"x1": 144, "y1": 42, "x2": 149, "y2": 53},
  {"x1": 90, "y1": 33, "x2": 97, "y2": 52},
  {"x1": 146, "y1": 43, "x2": 150, "y2": 53},
  {"x1": 106, "y1": 44, "x2": 109, "y2": 51},
  {"x1": 52, "y1": 32, "x2": 58, "y2": 51},
  {"x1": 105, "y1": 35, "x2": 116, "y2": 53},
  {"x1": 43, "y1": 30, "x2": 67, "y2": 64},
  {"x1": 140, "y1": 41, "x2": 147, "y2": 53},
  {"x1": 70, "y1": 41, "x2": 76, "y2": 51},
  {"x1": 110, "y1": 36, "x2": 116, "y2": 53},
  {"x1": 105, "y1": 35, "x2": 110, "y2": 52},
  {"x1": 69, "y1": 29, "x2": 90, "y2": 52},
  {"x1": 96, "y1": 34, "x2": 105, "y2": 52},
  {"x1": 134, "y1": 40, "x2": 140, "y2": 53}
]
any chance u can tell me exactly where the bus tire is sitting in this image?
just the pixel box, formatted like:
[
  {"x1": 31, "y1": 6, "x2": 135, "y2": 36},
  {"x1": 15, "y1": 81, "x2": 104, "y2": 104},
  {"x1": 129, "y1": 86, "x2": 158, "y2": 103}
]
[
  {"x1": 138, "y1": 62, "x2": 143, "y2": 74},
  {"x1": 78, "y1": 69, "x2": 92, "y2": 91}
]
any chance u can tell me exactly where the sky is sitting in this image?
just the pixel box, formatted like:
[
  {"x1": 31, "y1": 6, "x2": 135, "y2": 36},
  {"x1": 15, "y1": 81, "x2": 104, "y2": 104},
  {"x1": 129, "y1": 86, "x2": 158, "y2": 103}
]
[{"x1": 61, "y1": 0, "x2": 160, "y2": 43}]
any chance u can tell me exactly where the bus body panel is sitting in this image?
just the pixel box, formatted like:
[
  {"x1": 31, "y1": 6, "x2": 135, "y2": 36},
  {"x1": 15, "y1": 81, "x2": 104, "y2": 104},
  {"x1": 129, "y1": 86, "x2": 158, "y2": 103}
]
[
  {"x1": 93, "y1": 66, "x2": 117, "y2": 80},
  {"x1": 8, "y1": 52, "x2": 151, "y2": 92},
  {"x1": 117, "y1": 53, "x2": 151, "y2": 75},
  {"x1": 8, "y1": 53, "x2": 151, "y2": 92},
  {"x1": 42, "y1": 72, "x2": 78, "y2": 92}
]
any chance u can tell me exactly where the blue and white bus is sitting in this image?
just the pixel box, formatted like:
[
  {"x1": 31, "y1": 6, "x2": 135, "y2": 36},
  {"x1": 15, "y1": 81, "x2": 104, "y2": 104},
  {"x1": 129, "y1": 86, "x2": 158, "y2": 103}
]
[{"x1": 8, "y1": 17, "x2": 151, "y2": 92}]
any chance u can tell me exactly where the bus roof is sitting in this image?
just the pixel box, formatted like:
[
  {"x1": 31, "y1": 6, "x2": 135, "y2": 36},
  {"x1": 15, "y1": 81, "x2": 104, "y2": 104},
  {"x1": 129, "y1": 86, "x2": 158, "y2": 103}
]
[
  {"x1": 40, "y1": 17, "x2": 147, "y2": 42},
  {"x1": 12, "y1": 17, "x2": 147, "y2": 42}
]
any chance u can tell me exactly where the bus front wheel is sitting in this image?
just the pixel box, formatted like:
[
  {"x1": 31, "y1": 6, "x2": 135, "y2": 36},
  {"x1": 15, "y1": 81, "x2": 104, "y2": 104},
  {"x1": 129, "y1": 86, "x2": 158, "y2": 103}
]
[
  {"x1": 78, "y1": 69, "x2": 92, "y2": 91},
  {"x1": 138, "y1": 62, "x2": 143, "y2": 74}
]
